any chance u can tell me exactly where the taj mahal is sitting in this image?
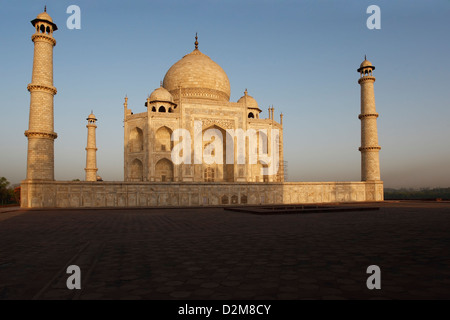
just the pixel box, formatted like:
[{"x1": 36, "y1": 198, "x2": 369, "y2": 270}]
[
  {"x1": 123, "y1": 33, "x2": 284, "y2": 184},
  {"x1": 20, "y1": 9, "x2": 383, "y2": 208}
]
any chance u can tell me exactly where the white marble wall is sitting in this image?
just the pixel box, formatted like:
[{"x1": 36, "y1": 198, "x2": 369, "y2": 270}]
[{"x1": 21, "y1": 181, "x2": 384, "y2": 208}]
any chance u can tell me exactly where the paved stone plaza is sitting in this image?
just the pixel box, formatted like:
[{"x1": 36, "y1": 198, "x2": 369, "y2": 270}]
[{"x1": 0, "y1": 201, "x2": 449, "y2": 300}]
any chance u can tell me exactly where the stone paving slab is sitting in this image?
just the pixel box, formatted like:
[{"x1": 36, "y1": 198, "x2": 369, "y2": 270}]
[{"x1": 0, "y1": 202, "x2": 449, "y2": 300}]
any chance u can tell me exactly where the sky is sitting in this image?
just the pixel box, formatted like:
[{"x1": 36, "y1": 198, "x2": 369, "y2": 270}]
[{"x1": 0, "y1": 0, "x2": 449, "y2": 188}]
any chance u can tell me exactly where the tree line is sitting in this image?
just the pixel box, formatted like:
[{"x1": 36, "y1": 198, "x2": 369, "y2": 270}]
[
  {"x1": 0, "y1": 177, "x2": 20, "y2": 206},
  {"x1": 384, "y1": 187, "x2": 450, "y2": 200}
]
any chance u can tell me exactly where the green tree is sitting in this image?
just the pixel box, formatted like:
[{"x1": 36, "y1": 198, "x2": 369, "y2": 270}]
[{"x1": 0, "y1": 177, "x2": 11, "y2": 205}]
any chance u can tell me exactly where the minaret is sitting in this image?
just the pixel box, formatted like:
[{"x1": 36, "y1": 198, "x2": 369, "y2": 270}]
[
  {"x1": 25, "y1": 8, "x2": 58, "y2": 180},
  {"x1": 85, "y1": 112, "x2": 98, "y2": 181},
  {"x1": 124, "y1": 95, "x2": 131, "y2": 116},
  {"x1": 358, "y1": 56, "x2": 381, "y2": 181},
  {"x1": 278, "y1": 113, "x2": 284, "y2": 182}
]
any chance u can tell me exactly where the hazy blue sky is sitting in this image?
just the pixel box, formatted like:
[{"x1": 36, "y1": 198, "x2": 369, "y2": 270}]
[{"x1": 1, "y1": 0, "x2": 449, "y2": 188}]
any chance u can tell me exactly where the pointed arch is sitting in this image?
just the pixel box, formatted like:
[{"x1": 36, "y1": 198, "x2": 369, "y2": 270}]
[
  {"x1": 155, "y1": 126, "x2": 173, "y2": 151},
  {"x1": 130, "y1": 127, "x2": 143, "y2": 153},
  {"x1": 202, "y1": 124, "x2": 234, "y2": 182},
  {"x1": 204, "y1": 167, "x2": 215, "y2": 182},
  {"x1": 130, "y1": 159, "x2": 143, "y2": 181},
  {"x1": 155, "y1": 158, "x2": 174, "y2": 182},
  {"x1": 221, "y1": 195, "x2": 229, "y2": 204},
  {"x1": 262, "y1": 164, "x2": 269, "y2": 182},
  {"x1": 258, "y1": 130, "x2": 268, "y2": 154}
]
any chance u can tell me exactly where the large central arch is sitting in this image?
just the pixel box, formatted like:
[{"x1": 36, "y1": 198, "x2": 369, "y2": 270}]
[{"x1": 201, "y1": 125, "x2": 234, "y2": 182}]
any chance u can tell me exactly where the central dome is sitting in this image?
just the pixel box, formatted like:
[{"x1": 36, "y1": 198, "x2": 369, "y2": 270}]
[{"x1": 163, "y1": 48, "x2": 230, "y2": 102}]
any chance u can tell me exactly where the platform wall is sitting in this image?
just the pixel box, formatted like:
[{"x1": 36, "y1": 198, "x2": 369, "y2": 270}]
[{"x1": 20, "y1": 181, "x2": 384, "y2": 208}]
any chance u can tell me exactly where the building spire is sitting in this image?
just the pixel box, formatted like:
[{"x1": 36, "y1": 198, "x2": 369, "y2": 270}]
[
  {"x1": 195, "y1": 32, "x2": 198, "y2": 50},
  {"x1": 85, "y1": 111, "x2": 98, "y2": 182},
  {"x1": 25, "y1": 3, "x2": 58, "y2": 183},
  {"x1": 358, "y1": 57, "x2": 381, "y2": 182}
]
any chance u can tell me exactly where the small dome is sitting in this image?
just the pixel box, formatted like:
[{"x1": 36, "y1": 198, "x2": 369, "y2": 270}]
[
  {"x1": 31, "y1": 8, "x2": 58, "y2": 31},
  {"x1": 149, "y1": 87, "x2": 174, "y2": 103},
  {"x1": 87, "y1": 113, "x2": 97, "y2": 120},
  {"x1": 238, "y1": 90, "x2": 259, "y2": 110},
  {"x1": 360, "y1": 59, "x2": 373, "y2": 68},
  {"x1": 357, "y1": 56, "x2": 375, "y2": 73},
  {"x1": 36, "y1": 11, "x2": 53, "y2": 23}
]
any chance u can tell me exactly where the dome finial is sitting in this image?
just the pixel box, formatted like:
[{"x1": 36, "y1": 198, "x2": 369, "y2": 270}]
[
  {"x1": 365, "y1": 54, "x2": 367, "y2": 60},
  {"x1": 44, "y1": 5, "x2": 47, "y2": 12},
  {"x1": 244, "y1": 88, "x2": 248, "y2": 95},
  {"x1": 160, "y1": 80, "x2": 163, "y2": 87},
  {"x1": 195, "y1": 32, "x2": 198, "y2": 50}
]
